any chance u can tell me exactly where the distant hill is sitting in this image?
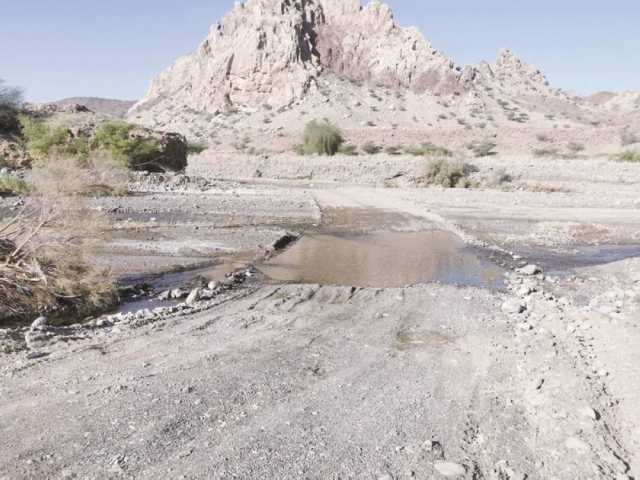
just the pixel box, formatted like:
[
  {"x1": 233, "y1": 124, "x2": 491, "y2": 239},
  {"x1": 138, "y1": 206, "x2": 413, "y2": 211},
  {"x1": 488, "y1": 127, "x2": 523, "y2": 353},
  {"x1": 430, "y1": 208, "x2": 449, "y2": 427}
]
[{"x1": 52, "y1": 97, "x2": 136, "y2": 118}]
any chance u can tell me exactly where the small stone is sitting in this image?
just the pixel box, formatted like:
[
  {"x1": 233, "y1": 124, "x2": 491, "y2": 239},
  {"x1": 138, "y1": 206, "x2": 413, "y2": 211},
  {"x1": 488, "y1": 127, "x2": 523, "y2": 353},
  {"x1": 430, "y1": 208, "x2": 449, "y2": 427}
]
[
  {"x1": 207, "y1": 281, "x2": 219, "y2": 290},
  {"x1": 186, "y1": 288, "x2": 201, "y2": 305},
  {"x1": 157, "y1": 290, "x2": 171, "y2": 301},
  {"x1": 518, "y1": 264, "x2": 541, "y2": 276},
  {"x1": 433, "y1": 462, "x2": 466, "y2": 477},
  {"x1": 501, "y1": 299, "x2": 526, "y2": 314},
  {"x1": 30, "y1": 316, "x2": 49, "y2": 331}
]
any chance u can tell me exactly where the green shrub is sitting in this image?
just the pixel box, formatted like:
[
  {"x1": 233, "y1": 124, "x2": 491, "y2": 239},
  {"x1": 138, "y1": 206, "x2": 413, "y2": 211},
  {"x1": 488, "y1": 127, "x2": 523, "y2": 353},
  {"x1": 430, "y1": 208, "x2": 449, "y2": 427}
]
[
  {"x1": 421, "y1": 159, "x2": 475, "y2": 188},
  {"x1": 612, "y1": 150, "x2": 640, "y2": 163},
  {"x1": 92, "y1": 121, "x2": 160, "y2": 169},
  {"x1": 362, "y1": 142, "x2": 382, "y2": 155},
  {"x1": 20, "y1": 115, "x2": 73, "y2": 160},
  {"x1": 0, "y1": 173, "x2": 30, "y2": 196},
  {"x1": 300, "y1": 120, "x2": 344, "y2": 156},
  {"x1": 19, "y1": 115, "x2": 90, "y2": 164}
]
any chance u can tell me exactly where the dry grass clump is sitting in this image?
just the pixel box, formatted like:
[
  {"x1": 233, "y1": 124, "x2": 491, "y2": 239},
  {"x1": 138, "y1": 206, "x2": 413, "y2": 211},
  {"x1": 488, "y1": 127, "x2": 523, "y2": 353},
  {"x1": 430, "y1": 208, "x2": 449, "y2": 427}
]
[
  {"x1": 612, "y1": 150, "x2": 640, "y2": 163},
  {"x1": 361, "y1": 142, "x2": 383, "y2": 155},
  {"x1": 419, "y1": 159, "x2": 476, "y2": 188},
  {"x1": 533, "y1": 147, "x2": 560, "y2": 158},
  {"x1": 466, "y1": 140, "x2": 498, "y2": 157},
  {"x1": 33, "y1": 151, "x2": 130, "y2": 197},
  {"x1": 0, "y1": 152, "x2": 125, "y2": 323},
  {"x1": 404, "y1": 143, "x2": 452, "y2": 157},
  {"x1": 0, "y1": 205, "x2": 117, "y2": 323},
  {"x1": 338, "y1": 144, "x2": 358, "y2": 156},
  {"x1": 296, "y1": 120, "x2": 344, "y2": 156},
  {"x1": 0, "y1": 173, "x2": 30, "y2": 196}
]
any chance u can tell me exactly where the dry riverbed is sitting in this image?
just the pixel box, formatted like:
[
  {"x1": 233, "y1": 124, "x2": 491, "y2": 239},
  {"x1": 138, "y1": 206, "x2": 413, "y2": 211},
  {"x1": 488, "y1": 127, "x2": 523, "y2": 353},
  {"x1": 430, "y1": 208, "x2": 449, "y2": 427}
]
[{"x1": 1, "y1": 166, "x2": 639, "y2": 479}]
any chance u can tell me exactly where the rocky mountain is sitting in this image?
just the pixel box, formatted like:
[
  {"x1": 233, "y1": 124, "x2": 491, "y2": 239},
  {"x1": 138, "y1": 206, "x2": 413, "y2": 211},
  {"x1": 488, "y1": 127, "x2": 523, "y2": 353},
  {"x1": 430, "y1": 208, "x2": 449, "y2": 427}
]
[
  {"x1": 127, "y1": 0, "x2": 638, "y2": 155},
  {"x1": 53, "y1": 97, "x2": 136, "y2": 118}
]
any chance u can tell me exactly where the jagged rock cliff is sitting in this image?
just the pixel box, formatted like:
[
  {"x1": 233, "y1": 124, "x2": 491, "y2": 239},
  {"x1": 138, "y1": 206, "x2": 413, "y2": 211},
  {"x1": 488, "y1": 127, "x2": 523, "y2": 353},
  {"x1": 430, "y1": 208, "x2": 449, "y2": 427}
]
[
  {"x1": 130, "y1": 0, "x2": 478, "y2": 117},
  {"x1": 127, "y1": 0, "x2": 637, "y2": 152}
]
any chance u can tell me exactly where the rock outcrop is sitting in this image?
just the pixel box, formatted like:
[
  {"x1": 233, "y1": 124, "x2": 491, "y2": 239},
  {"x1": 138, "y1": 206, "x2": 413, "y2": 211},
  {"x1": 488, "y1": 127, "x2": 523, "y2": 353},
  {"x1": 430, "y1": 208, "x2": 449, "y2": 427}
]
[
  {"x1": 127, "y1": 0, "x2": 638, "y2": 146},
  {"x1": 130, "y1": 0, "x2": 468, "y2": 117}
]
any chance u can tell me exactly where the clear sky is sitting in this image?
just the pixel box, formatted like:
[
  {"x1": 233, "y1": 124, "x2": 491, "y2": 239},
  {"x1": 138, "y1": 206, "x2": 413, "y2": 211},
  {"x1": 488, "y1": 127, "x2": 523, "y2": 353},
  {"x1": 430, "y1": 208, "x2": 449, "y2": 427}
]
[{"x1": 1, "y1": 0, "x2": 637, "y2": 102}]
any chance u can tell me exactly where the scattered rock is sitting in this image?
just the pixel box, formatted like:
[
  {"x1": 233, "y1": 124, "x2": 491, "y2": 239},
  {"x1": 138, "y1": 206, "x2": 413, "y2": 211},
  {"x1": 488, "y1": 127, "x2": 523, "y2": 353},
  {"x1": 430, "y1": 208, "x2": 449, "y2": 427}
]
[
  {"x1": 157, "y1": 290, "x2": 171, "y2": 301},
  {"x1": 518, "y1": 264, "x2": 541, "y2": 276}
]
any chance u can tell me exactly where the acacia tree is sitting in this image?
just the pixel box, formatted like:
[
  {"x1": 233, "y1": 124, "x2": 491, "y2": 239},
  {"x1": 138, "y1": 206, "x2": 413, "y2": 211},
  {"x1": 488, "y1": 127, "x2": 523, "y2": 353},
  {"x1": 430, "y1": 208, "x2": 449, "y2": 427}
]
[{"x1": 0, "y1": 78, "x2": 23, "y2": 133}]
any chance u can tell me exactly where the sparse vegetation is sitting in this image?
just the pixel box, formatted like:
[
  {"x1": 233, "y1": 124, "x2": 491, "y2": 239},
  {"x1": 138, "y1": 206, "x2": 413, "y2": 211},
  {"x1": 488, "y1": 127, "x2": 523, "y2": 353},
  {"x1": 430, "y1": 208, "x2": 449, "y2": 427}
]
[
  {"x1": 533, "y1": 147, "x2": 560, "y2": 158},
  {"x1": 19, "y1": 115, "x2": 88, "y2": 163},
  {"x1": 612, "y1": 150, "x2": 640, "y2": 163},
  {"x1": 362, "y1": 142, "x2": 383, "y2": 155},
  {"x1": 485, "y1": 168, "x2": 513, "y2": 188},
  {"x1": 467, "y1": 140, "x2": 498, "y2": 158},
  {"x1": 0, "y1": 173, "x2": 30, "y2": 196},
  {"x1": 19, "y1": 117, "x2": 177, "y2": 171},
  {"x1": 385, "y1": 145, "x2": 402, "y2": 156},
  {"x1": 0, "y1": 157, "x2": 121, "y2": 322},
  {"x1": 404, "y1": 143, "x2": 452, "y2": 158},
  {"x1": 92, "y1": 121, "x2": 160, "y2": 170},
  {"x1": 567, "y1": 142, "x2": 585, "y2": 153},
  {"x1": 420, "y1": 159, "x2": 475, "y2": 188},
  {"x1": 338, "y1": 144, "x2": 358, "y2": 156},
  {"x1": 298, "y1": 120, "x2": 344, "y2": 156},
  {"x1": 536, "y1": 133, "x2": 551, "y2": 142}
]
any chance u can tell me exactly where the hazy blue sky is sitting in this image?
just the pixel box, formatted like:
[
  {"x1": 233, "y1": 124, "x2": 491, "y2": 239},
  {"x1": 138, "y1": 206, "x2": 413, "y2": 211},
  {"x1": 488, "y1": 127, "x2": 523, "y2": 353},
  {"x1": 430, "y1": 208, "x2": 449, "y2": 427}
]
[{"x1": 2, "y1": 0, "x2": 637, "y2": 102}]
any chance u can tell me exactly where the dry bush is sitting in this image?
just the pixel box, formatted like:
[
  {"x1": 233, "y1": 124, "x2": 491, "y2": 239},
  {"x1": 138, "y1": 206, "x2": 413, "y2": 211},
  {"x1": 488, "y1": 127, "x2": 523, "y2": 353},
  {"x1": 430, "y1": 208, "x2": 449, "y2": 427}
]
[
  {"x1": 0, "y1": 206, "x2": 118, "y2": 323},
  {"x1": 612, "y1": 150, "x2": 640, "y2": 163},
  {"x1": 299, "y1": 120, "x2": 344, "y2": 156},
  {"x1": 419, "y1": 159, "x2": 476, "y2": 188},
  {"x1": 0, "y1": 153, "x2": 124, "y2": 323},
  {"x1": 362, "y1": 142, "x2": 383, "y2": 155},
  {"x1": 0, "y1": 173, "x2": 30, "y2": 196},
  {"x1": 33, "y1": 151, "x2": 130, "y2": 197}
]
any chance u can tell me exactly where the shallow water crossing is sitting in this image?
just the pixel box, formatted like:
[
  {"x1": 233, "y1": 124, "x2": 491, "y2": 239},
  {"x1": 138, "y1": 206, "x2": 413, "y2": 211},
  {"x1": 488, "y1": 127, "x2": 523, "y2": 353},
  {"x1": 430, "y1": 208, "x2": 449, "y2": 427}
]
[{"x1": 259, "y1": 230, "x2": 506, "y2": 289}]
